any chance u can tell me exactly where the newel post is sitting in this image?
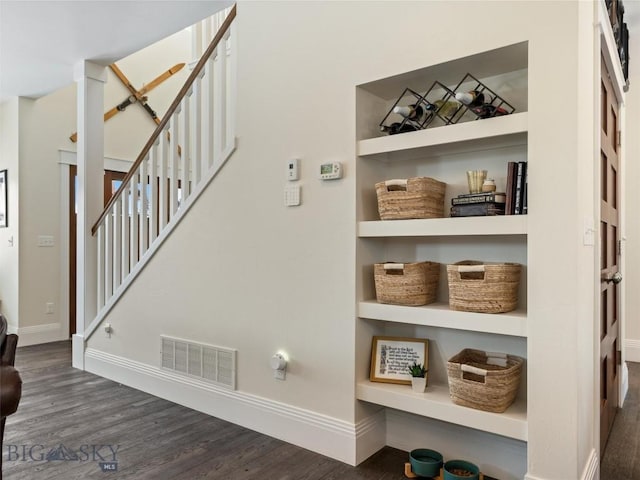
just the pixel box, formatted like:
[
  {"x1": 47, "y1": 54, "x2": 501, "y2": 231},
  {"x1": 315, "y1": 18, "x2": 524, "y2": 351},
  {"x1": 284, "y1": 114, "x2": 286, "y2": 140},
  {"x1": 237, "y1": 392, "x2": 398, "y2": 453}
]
[{"x1": 72, "y1": 60, "x2": 106, "y2": 370}]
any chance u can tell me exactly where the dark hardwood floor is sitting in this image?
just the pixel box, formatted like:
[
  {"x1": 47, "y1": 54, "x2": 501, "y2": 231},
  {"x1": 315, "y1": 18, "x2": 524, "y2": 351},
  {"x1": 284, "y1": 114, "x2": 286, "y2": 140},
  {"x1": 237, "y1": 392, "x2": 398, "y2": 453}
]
[
  {"x1": 5, "y1": 341, "x2": 637, "y2": 479},
  {"x1": 3, "y1": 341, "x2": 407, "y2": 480}
]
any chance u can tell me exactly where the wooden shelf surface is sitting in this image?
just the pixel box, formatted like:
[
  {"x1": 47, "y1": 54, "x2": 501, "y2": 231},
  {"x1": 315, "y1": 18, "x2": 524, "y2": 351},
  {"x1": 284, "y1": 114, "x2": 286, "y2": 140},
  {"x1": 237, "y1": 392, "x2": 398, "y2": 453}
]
[
  {"x1": 358, "y1": 301, "x2": 527, "y2": 338},
  {"x1": 356, "y1": 380, "x2": 527, "y2": 441},
  {"x1": 357, "y1": 112, "x2": 528, "y2": 161},
  {"x1": 358, "y1": 215, "x2": 528, "y2": 238}
]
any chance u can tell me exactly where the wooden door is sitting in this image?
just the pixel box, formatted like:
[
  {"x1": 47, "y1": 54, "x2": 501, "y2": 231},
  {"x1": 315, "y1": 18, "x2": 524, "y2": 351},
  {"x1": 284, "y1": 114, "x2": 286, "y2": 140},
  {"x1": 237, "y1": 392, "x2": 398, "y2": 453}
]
[{"x1": 600, "y1": 56, "x2": 622, "y2": 454}]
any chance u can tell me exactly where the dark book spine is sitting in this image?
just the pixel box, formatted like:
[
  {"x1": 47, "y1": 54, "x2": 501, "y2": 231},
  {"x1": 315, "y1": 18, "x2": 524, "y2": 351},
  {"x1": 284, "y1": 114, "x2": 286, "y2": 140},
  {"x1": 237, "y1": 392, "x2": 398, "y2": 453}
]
[
  {"x1": 505, "y1": 161, "x2": 517, "y2": 215},
  {"x1": 450, "y1": 202, "x2": 505, "y2": 217},
  {"x1": 452, "y1": 193, "x2": 505, "y2": 205},
  {"x1": 522, "y1": 167, "x2": 528, "y2": 214},
  {"x1": 514, "y1": 162, "x2": 527, "y2": 215}
]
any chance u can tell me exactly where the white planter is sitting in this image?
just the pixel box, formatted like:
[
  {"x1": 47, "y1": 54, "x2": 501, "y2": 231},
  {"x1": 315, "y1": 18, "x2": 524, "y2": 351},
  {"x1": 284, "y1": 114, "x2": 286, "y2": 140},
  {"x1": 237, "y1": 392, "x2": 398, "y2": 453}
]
[{"x1": 411, "y1": 376, "x2": 427, "y2": 393}]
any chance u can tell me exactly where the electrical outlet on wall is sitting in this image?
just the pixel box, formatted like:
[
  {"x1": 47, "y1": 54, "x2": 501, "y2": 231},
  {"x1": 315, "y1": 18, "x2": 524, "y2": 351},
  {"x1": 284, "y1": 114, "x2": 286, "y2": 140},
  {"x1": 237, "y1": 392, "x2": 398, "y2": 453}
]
[{"x1": 45, "y1": 302, "x2": 54, "y2": 314}]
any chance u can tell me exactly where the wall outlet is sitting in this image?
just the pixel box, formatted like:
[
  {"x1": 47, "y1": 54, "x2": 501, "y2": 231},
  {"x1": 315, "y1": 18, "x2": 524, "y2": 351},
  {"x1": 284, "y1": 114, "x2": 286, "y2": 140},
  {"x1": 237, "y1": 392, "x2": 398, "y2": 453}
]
[{"x1": 45, "y1": 302, "x2": 54, "y2": 314}]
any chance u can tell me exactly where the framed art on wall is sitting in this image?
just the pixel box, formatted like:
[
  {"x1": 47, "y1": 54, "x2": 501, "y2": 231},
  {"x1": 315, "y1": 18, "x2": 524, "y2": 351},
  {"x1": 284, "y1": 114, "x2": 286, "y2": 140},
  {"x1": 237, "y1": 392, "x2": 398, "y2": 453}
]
[{"x1": 0, "y1": 170, "x2": 7, "y2": 228}]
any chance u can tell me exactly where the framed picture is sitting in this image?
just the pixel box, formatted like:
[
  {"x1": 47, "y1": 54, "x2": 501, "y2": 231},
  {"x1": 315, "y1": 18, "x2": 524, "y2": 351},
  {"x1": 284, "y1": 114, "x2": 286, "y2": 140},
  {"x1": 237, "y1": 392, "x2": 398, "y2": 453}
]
[
  {"x1": 369, "y1": 335, "x2": 429, "y2": 385},
  {"x1": 0, "y1": 170, "x2": 6, "y2": 228}
]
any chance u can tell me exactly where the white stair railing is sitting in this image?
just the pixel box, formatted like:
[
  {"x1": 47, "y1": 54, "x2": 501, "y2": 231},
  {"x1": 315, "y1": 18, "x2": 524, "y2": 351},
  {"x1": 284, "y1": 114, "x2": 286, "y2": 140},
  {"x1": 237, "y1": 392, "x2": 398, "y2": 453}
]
[{"x1": 86, "y1": 5, "x2": 237, "y2": 340}]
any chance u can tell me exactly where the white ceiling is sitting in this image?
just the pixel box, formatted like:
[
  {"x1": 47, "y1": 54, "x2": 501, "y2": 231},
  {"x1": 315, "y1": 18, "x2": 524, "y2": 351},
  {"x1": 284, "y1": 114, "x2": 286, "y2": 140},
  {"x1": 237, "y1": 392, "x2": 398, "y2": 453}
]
[{"x1": 0, "y1": 0, "x2": 232, "y2": 101}]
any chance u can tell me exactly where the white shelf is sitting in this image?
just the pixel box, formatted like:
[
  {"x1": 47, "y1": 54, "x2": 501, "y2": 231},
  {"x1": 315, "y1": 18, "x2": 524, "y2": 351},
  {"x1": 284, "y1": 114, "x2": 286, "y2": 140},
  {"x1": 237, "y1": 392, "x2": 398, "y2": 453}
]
[
  {"x1": 359, "y1": 301, "x2": 527, "y2": 338},
  {"x1": 356, "y1": 380, "x2": 527, "y2": 441},
  {"x1": 358, "y1": 215, "x2": 527, "y2": 238},
  {"x1": 357, "y1": 112, "x2": 528, "y2": 161}
]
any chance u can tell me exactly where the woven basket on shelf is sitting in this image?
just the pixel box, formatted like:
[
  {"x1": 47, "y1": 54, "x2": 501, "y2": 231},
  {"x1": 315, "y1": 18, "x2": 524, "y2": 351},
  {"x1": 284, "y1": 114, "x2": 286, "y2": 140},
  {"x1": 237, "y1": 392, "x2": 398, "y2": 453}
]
[
  {"x1": 447, "y1": 261, "x2": 521, "y2": 314},
  {"x1": 374, "y1": 262, "x2": 440, "y2": 306},
  {"x1": 375, "y1": 177, "x2": 446, "y2": 220},
  {"x1": 447, "y1": 349, "x2": 524, "y2": 413}
]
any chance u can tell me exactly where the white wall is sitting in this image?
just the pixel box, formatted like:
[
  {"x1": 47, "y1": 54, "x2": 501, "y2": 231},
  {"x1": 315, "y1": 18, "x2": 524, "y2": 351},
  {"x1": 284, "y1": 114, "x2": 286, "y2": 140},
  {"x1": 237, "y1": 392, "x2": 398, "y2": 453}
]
[
  {"x1": 0, "y1": 98, "x2": 20, "y2": 330},
  {"x1": 86, "y1": 2, "x2": 601, "y2": 479},
  {"x1": 10, "y1": 27, "x2": 191, "y2": 342}
]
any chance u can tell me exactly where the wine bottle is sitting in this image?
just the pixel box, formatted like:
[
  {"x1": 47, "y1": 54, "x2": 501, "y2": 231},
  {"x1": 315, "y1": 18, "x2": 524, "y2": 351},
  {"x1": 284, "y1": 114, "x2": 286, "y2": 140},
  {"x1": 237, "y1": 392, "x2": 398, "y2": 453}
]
[
  {"x1": 433, "y1": 99, "x2": 461, "y2": 118},
  {"x1": 380, "y1": 121, "x2": 420, "y2": 135},
  {"x1": 393, "y1": 103, "x2": 434, "y2": 123},
  {"x1": 470, "y1": 104, "x2": 509, "y2": 119},
  {"x1": 455, "y1": 90, "x2": 492, "y2": 107}
]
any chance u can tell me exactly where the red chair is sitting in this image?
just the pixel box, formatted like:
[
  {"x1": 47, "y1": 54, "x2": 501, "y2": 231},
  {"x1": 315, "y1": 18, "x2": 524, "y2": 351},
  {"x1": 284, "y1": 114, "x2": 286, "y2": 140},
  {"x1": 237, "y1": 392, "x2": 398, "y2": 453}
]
[{"x1": 0, "y1": 314, "x2": 21, "y2": 480}]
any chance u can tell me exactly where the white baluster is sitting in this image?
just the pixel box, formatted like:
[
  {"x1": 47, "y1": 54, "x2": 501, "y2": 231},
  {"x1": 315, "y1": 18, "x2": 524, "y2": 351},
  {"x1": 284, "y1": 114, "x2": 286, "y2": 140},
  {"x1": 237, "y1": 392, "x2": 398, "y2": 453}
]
[
  {"x1": 170, "y1": 109, "x2": 181, "y2": 217},
  {"x1": 226, "y1": 24, "x2": 236, "y2": 150},
  {"x1": 150, "y1": 140, "x2": 159, "y2": 242},
  {"x1": 192, "y1": 75, "x2": 203, "y2": 185},
  {"x1": 159, "y1": 126, "x2": 169, "y2": 229},
  {"x1": 181, "y1": 95, "x2": 191, "y2": 200},
  {"x1": 97, "y1": 224, "x2": 105, "y2": 310},
  {"x1": 139, "y1": 154, "x2": 149, "y2": 257},
  {"x1": 214, "y1": 38, "x2": 227, "y2": 166},
  {"x1": 122, "y1": 183, "x2": 130, "y2": 277},
  {"x1": 130, "y1": 175, "x2": 139, "y2": 266},
  {"x1": 203, "y1": 53, "x2": 216, "y2": 169},
  {"x1": 105, "y1": 210, "x2": 114, "y2": 301},
  {"x1": 113, "y1": 197, "x2": 122, "y2": 289}
]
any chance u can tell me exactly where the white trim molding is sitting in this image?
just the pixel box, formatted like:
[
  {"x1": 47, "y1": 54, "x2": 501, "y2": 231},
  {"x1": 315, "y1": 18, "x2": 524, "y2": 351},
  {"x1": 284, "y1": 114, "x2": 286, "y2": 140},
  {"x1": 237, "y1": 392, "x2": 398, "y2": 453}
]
[
  {"x1": 625, "y1": 339, "x2": 640, "y2": 363},
  {"x1": 581, "y1": 449, "x2": 599, "y2": 480},
  {"x1": 16, "y1": 322, "x2": 67, "y2": 347},
  {"x1": 524, "y1": 449, "x2": 598, "y2": 480},
  {"x1": 84, "y1": 348, "x2": 383, "y2": 466}
]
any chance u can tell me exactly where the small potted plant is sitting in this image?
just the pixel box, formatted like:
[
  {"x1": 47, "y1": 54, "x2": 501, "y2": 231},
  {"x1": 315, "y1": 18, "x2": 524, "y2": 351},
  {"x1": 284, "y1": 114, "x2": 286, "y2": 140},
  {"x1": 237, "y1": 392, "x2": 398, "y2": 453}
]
[{"x1": 408, "y1": 361, "x2": 427, "y2": 393}]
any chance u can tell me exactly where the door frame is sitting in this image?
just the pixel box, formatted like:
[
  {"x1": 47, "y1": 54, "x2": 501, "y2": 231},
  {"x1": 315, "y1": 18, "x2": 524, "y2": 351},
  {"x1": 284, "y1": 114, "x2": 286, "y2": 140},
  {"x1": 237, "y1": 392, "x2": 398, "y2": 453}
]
[{"x1": 59, "y1": 150, "x2": 133, "y2": 340}]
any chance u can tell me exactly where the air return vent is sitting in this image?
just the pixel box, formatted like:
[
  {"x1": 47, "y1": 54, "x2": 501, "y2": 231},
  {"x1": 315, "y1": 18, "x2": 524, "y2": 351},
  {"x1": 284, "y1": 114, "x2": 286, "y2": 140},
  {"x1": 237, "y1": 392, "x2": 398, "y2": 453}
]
[{"x1": 161, "y1": 336, "x2": 236, "y2": 389}]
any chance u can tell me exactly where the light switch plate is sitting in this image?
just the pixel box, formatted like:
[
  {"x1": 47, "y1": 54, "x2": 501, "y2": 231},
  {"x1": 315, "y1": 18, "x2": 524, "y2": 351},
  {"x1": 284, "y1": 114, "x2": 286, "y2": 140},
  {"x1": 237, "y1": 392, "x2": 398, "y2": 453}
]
[{"x1": 38, "y1": 235, "x2": 55, "y2": 247}]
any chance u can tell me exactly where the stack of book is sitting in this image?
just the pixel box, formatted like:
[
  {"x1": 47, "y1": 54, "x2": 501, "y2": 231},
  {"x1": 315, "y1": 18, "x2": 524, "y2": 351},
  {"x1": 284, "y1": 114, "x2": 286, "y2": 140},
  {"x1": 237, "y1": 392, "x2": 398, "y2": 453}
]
[
  {"x1": 505, "y1": 161, "x2": 527, "y2": 215},
  {"x1": 450, "y1": 192, "x2": 506, "y2": 217}
]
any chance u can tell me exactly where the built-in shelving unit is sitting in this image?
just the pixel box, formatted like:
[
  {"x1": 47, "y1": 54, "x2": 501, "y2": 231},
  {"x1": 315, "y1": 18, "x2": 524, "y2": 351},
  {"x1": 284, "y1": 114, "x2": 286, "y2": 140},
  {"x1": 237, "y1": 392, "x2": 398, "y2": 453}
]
[{"x1": 355, "y1": 40, "x2": 529, "y2": 462}]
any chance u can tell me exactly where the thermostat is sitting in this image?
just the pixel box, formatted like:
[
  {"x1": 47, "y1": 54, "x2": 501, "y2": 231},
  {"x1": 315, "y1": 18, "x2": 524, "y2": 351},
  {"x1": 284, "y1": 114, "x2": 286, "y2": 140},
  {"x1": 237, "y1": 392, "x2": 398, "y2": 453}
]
[{"x1": 320, "y1": 162, "x2": 342, "y2": 180}]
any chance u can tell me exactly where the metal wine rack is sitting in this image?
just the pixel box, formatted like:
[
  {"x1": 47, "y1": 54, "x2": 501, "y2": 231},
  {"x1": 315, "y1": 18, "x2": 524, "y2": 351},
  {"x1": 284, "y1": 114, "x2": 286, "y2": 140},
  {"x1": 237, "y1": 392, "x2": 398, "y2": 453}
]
[{"x1": 379, "y1": 73, "x2": 516, "y2": 135}]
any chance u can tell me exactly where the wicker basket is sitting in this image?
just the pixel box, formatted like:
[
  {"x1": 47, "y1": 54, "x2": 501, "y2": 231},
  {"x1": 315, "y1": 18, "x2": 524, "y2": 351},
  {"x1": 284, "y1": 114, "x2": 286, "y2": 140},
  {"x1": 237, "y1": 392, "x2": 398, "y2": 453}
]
[
  {"x1": 376, "y1": 177, "x2": 446, "y2": 220},
  {"x1": 447, "y1": 261, "x2": 521, "y2": 313},
  {"x1": 447, "y1": 349, "x2": 523, "y2": 413},
  {"x1": 374, "y1": 262, "x2": 440, "y2": 306}
]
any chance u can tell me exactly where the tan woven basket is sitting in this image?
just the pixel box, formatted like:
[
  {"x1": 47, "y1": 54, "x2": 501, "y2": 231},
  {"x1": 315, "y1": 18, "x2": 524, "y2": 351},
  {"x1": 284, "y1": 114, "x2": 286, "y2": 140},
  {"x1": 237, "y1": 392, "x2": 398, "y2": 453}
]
[
  {"x1": 447, "y1": 349, "x2": 523, "y2": 413},
  {"x1": 374, "y1": 262, "x2": 440, "y2": 306},
  {"x1": 376, "y1": 177, "x2": 446, "y2": 220},
  {"x1": 447, "y1": 261, "x2": 521, "y2": 313}
]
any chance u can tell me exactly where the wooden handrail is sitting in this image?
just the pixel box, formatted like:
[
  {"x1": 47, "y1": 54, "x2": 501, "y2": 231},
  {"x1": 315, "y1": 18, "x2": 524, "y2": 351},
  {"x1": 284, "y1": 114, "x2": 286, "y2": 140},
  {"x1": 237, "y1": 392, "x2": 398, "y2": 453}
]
[{"x1": 92, "y1": 4, "x2": 237, "y2": 235}]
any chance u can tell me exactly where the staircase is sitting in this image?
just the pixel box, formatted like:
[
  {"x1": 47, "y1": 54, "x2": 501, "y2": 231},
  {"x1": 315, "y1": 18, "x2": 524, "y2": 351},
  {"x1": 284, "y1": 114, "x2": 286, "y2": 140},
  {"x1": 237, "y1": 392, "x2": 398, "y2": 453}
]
[{"x1": 84, "y1": 5, "x2": 237, "y2": 340}]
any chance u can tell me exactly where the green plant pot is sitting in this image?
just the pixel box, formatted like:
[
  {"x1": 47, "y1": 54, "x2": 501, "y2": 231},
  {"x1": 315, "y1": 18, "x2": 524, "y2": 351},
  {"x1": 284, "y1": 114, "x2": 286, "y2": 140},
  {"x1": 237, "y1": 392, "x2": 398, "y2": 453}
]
[
  {"x1": 409, "y1": 448, "x2": 443, "y2": 478},
  {"x1": 443, "y1": 459, "x2": 480, "y2": 480}
]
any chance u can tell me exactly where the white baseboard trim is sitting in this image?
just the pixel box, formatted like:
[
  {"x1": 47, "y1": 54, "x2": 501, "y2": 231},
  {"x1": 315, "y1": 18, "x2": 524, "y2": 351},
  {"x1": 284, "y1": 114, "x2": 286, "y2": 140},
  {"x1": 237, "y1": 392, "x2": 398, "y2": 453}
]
[
  {"x1": 581, "y1": 448, "x2": 599, "y2": 480},
  {"x1": 625, "y1": 339, "x2": 640, "y2": 363},
  {"x1": 16, "y1": 322, "x2": 67, "y2": 347},
  {"x1": 621, "y1": 361, "x2": 629, "y2": 407},
  {"x1": 355, "y1": 409, "x2": 386, "y2": 465},
  {"x1": 85, "y1": 348, "x2": 380, "y2": 465},
  {"x1": 525, "y1": 449, "x2": 598, "y2": 480}
]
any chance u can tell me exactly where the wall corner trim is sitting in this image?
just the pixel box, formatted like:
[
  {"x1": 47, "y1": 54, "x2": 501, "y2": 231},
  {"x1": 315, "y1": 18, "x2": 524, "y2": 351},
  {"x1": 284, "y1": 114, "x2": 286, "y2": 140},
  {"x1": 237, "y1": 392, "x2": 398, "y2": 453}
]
[{"x1": 85, "y1": 348, "x2": 373, "y2": 466}]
